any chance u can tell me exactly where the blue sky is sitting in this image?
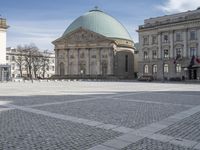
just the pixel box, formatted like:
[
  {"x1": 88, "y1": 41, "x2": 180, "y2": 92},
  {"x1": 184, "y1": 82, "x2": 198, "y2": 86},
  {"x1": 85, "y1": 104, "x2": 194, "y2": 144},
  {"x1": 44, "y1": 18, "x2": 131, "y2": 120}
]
[{"x1": 1, "y1": 0, "x2": 200, "y2": 51}]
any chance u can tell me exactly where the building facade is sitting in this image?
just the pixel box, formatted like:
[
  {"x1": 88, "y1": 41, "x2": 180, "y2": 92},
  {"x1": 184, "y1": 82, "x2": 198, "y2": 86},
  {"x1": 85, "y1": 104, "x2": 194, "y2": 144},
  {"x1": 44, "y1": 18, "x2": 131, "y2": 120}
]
[
  {"x1": 6, "y1": 47, "x2": 55, "y2": 79},
  {"x1": 138, "y1": 8, "x2": 200, "y2": 80},
  {"x1": 53, "y1": 8, "x2": 135, "y2": 79},
  {"x1": 0, "y1": 18, "x2": 10, "y2": 81}
]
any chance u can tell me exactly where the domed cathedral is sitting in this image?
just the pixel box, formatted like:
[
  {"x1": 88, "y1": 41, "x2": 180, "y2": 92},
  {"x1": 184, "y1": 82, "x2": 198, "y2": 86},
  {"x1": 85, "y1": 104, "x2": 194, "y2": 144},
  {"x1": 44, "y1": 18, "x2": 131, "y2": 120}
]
[{"x1": 52, "y1": 8, "x2": 136, "y2": 79}]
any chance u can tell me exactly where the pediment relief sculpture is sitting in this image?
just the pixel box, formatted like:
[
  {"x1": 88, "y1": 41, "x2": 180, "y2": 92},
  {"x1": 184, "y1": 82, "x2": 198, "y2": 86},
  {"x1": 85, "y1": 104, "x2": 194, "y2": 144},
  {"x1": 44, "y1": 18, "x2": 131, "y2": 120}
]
[{"x1": 64, "y1": 29, "x2": 108, "y2": 43}]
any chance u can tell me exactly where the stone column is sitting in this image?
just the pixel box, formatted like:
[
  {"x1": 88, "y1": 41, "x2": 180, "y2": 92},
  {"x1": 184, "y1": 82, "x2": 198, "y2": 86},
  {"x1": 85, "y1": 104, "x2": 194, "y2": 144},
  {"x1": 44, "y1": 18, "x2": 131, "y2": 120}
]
[
  {"x1": 99, "y1": 48, "x2": 102, "y2": 75},
  {"x1": 183, "y1": 29, "x2": 188, "y2": 58},
  {"x1": 197, "y1": 29, "x2": 200, "y2": 56},
  {"x1": 77, "y1": 48, "x2": 80, "y2": 75},
  {"x1": 67, "y1": 49, "x2": 69, "y2": 75},
  {"x1": 88, "y1": 48, "x2": 90, "y2": 75},
  {"x1": 55, "y1": 49, "x2": 59, "y2": 75},
  {"x1": 158, "y1": 33, "x2": 162, "y2": 59},
  {"x1": 170, "y1": 30, "x2": 174, "y2": 58}
]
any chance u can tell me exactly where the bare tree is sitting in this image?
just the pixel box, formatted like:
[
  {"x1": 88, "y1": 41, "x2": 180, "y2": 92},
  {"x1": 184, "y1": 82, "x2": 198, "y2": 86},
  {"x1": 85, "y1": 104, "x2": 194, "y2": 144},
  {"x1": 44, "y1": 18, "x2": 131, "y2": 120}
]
[
  {"x1": 15, "y1": 45, "x2": 25, "y2": 77},
  {"x1": 41, "y1": 50, "x2": 50, "y2": 78},
  {"x1": 23, "y1": 44, "x2": 39, "y2": 79},
  {"x1": 14, "y1": 44, "x2": 51, "y2": 80},
  {"x1": 32, "y1": 51, "x2": 42, "y2": 79}
]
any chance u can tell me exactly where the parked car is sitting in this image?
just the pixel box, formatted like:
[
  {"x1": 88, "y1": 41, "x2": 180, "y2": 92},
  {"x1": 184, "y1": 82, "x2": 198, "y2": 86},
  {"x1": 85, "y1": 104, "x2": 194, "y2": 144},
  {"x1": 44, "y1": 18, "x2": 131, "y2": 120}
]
[
  {"x1": 12, "y1": 77, "x2": 24, "y2": 82},
  {"x1": 138, "y1": 75, "x2": 153, "y2": 82}
]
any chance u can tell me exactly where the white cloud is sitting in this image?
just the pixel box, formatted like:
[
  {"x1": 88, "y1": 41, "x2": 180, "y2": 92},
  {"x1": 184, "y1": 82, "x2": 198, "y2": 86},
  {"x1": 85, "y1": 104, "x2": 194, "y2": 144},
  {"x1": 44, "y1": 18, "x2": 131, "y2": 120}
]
[{"x1": 157, "y1": 0, "x2": 200, "y2": 14}]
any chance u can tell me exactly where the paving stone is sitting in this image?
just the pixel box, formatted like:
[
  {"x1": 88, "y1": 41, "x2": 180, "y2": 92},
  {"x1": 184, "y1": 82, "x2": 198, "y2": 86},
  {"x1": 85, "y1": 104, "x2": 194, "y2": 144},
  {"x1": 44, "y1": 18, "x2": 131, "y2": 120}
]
[
  {"x1": 116, "y1": 92, "x2": 200, "y2": 106},
  {"x1": 139, "y1": 123, "x2": 168, "y2": 132},
  {"x1": 112, "y1": 126, "x2": 135, "y2": 133},
  {"x1": 1, "y1": 81, "x2": 200, "y2": 150},
  {"x1": 88, "y1": 145, "x2": 117, "y2": 150},
  {"x1": 0, "y1": 109, "x2": 122, "y2": 150},
  {"x1": 96, "y1": 123, "x2": 119, "y2": 130},
  {"x1": 34, "y1": 99, "x2": 190, "y2": 129},
  {"x1": 158, "y1": 117, "x2": 180, "y2": 126},
  {"x1": 170, "y1": 138, "x2": 198, "y2": 148},
  {"x1": 193, "y1": 143, "x2": 200, "y2": 149},
  {"x1": 129, "y1": 129, "x2": 154, "y2": 137},
  {"x1": 103, "y1": 139, "x2": 132, "y2": 149},
  {"x1": 115, "y1": 134, "x2": 144, "y2": 143},
  {"x1": 121, "y1": 138, "x2": 197, "y2": 150},
  {"x1": 0, "y1": 95, "x2": 92, "y2": 106},
  {"x1": 158, "y1": 112, "x2": 200, "y2": 142},
  {"x1": 147, "y1": 133, "x2": 174, "y2": 142}
]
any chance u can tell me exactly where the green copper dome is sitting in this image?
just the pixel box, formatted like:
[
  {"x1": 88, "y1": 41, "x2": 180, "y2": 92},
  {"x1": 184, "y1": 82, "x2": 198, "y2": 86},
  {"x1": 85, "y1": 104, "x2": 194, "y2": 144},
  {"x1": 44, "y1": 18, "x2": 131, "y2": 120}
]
[{"x1": 63, "y1": 9, "x2": 132, "y2": 41}]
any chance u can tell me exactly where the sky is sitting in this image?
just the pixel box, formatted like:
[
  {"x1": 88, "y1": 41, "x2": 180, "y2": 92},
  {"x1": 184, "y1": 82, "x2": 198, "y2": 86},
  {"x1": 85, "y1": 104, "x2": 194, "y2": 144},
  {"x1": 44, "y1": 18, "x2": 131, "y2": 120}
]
[{"x1": 1, "y1": 0, "x2": 200, "y2": 51}]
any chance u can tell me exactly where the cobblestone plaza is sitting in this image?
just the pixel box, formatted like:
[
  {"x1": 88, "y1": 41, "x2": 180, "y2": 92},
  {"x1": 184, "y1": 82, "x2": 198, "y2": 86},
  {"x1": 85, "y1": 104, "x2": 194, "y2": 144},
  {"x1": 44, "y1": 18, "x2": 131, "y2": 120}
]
[{"x1": 0, "y1": 81, "x2": 200, "y2": 149}]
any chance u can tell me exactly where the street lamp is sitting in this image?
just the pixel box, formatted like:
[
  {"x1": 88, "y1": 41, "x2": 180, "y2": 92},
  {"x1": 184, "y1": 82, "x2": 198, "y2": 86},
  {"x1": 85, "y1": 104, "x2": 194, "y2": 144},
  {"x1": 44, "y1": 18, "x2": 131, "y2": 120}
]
[{"x1": 80, "y1": 69, "x2": 83, "y2": 79}]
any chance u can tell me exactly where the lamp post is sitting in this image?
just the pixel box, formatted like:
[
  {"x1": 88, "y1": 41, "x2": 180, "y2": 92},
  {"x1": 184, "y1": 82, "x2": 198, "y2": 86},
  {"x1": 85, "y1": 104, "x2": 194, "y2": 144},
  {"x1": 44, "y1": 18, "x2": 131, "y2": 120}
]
[{"x1": 80, "y1": 69, "x2": 83, "y2": 79}]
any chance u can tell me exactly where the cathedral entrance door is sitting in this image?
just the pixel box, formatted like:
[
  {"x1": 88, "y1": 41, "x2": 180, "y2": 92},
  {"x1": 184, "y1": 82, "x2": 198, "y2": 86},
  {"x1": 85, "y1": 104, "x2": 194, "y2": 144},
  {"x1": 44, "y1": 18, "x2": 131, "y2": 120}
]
[{"x1": 60, "y1": 62, "x2": 65, "y2": 76}]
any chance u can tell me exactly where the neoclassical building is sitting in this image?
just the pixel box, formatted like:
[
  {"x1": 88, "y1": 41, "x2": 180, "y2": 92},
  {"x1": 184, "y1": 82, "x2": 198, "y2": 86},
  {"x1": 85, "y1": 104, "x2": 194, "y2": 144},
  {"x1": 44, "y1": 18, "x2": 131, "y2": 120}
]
[
  {"x1": 138, "y1": 8, "x2": 200, "y2": 80},
  {"x1": 6, "y1": 47, "x2": 55, "y2": 79},
  {"x1": 52, "y1": 8, "x2": 135, "y2": 79}
]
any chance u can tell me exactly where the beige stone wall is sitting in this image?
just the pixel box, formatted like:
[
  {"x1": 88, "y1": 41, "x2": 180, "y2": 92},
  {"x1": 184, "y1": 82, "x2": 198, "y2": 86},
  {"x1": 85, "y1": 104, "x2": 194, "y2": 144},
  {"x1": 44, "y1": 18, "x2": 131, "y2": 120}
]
[
  {"x1": 56, "y1": 47, "x2": 114, "y2": 76},
  {"x1": 138, "y1": 9, "x2": 200, "y2": 80}
]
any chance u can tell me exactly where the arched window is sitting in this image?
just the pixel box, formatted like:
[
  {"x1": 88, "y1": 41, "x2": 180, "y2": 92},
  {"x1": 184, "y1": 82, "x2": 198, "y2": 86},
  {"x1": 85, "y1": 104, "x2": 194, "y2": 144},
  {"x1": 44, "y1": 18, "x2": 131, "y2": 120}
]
[
  {"x1": 164, "y1": 49, "x2": 169, "y2": 58},
  {"x1": 152, "y1": 65, "x2": 157, "y2": 74},
  {"x1": 144, "y1": 65, "x2": 149, "y2": 74},
  {"x1": 144, "y1": 51, "x2": 148, "y2": 59},
  {"x1": 164, "y1": 64, "x2": 169, "y2": 73},
  {"x1": 176, "y1": 64, "x2": 181, "y2": 73}
]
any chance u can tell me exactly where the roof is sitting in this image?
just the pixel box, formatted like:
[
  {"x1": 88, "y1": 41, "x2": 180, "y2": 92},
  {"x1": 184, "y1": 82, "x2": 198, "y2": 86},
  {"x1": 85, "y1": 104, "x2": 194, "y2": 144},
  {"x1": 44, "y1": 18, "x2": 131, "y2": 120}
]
[{"x1": 62, "y1": 9, "x2": 132, "y2": 41}]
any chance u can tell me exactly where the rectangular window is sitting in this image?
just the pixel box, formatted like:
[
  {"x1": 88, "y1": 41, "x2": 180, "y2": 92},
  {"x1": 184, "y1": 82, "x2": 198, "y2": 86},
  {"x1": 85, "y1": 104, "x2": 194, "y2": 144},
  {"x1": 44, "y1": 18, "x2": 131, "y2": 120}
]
[
  {"x1": 6, "y1": 56, "x2": 9, "y2": 60},
  {"x1": 152, "y1": 51, "x2": 157, "y2": 59},
  {"x1": 163, "y1": 35, "x2": 169, "y2": 43},
  {"x1": 152, "y1": 65, "x2": 157, "y2": 73},
  {"x1": 125, "y1": 55, "x2": 128, "y2": 72},
  {"x1": 164, "y1": 50, "x2": 169, "y2": 58},
  {"x1": 190, "y1": 47, "x2": 197, "y2": 57},
  {"x1": 176, "y1": 64, "x2": 181, "y2": 73},
  {"x1": 176, "y1": 32, "x2": 181, "y2": 41},
  {"x1": 190, "y1": 31, "x2": 196, "y2": 40},
  {"x1": 144, "y1": 65, "x2": 149, "y2": 74},
  {"x1": 12, "y1": 64, "x2": 15, "y2": 70},
  {"x1": 152, "y1": 36, "x2": 157, "y2": 44},
  {"x1": 164, "y1": 64, "x2": 169, "y2": 73},
  {"x1": 12, "y1": 56, "x2": 15, "y2": 61},
  {"x1": 91, "y1": 55, "x2": 96, "y2": 58},
  {"x1": 176, "y1": 48, "x2": 182, "y2": 57},
  {"x1": 143, "y1": 37, "x2": 149, "y2": 45},
  {"x1": 144, "y1": 51, "x2": 148, "y2": 59}
]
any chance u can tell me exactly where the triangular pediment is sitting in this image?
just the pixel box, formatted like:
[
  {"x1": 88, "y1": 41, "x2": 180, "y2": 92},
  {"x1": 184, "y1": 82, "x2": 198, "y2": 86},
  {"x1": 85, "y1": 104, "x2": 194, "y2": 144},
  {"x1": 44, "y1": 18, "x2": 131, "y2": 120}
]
[{"x1": 53, "y1": 28, "x2": 113, "y2": 44}]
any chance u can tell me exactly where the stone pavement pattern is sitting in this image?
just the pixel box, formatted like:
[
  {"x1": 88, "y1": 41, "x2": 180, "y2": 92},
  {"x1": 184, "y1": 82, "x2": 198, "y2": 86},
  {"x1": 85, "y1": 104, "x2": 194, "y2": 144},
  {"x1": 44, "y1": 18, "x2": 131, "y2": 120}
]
[{"x1": 0, "y1": 81, "x2": 200, "y2": 150}]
